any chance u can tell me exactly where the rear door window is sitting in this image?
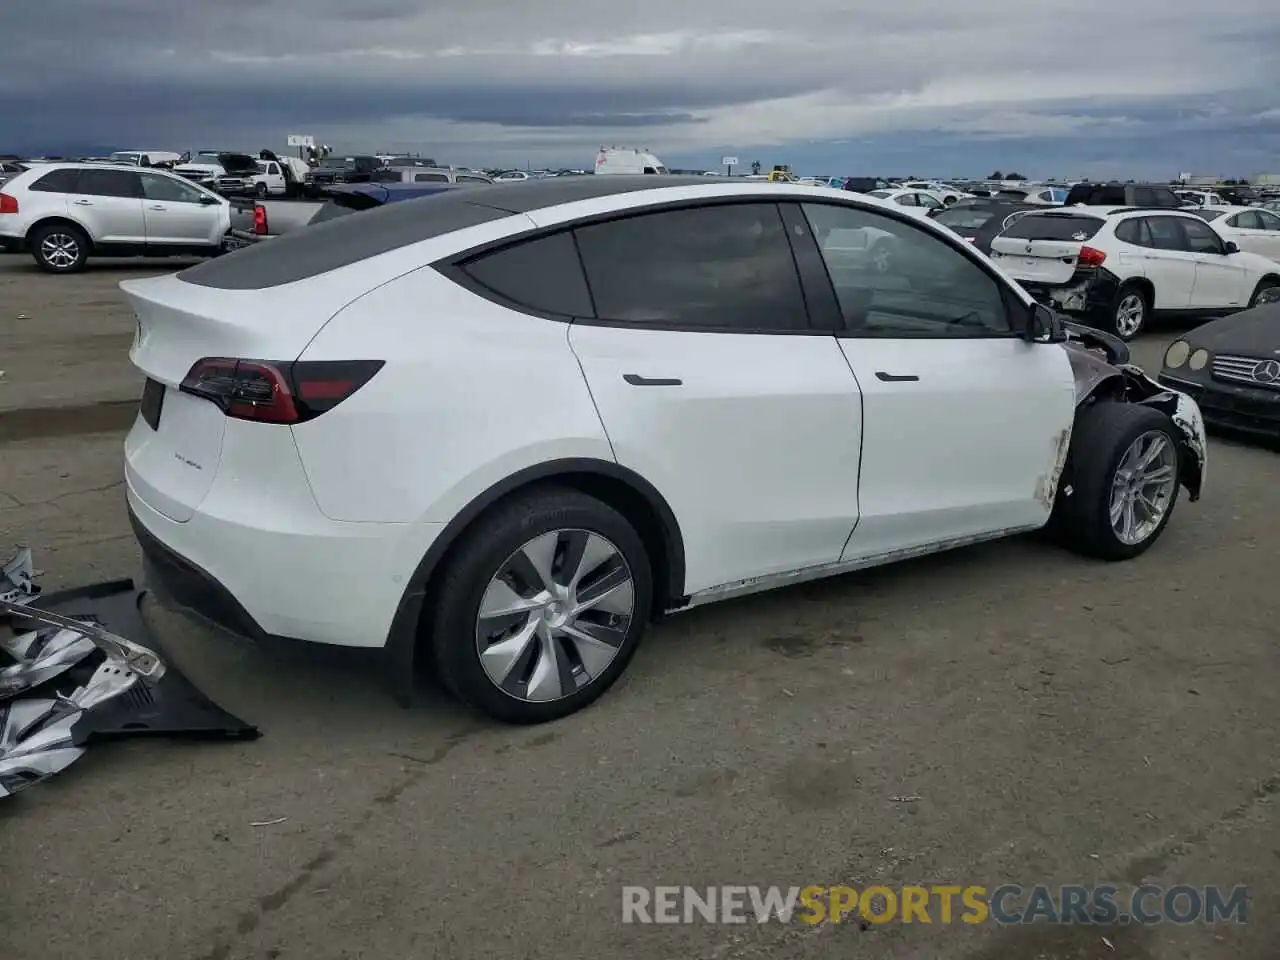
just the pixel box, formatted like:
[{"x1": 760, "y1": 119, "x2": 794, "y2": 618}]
[
  {"x1": 29, "y1": 168, "x2": 81, "y2": 193},
  {"x1": 1115, "y1": 219, "x2": 1153, "y2": 246},
  {"x1": 1230, "y1": 211, "x2": 1263, "y2": 230},
  {"x1": 457, "y1": 231, "x2": 593, "y2": 318},
  {"x1": 415, "y1": 173, "x2": 449, "y2": 182},
  {"x1": 999, "y1": 214, "x2": 1105, "y2": 241},
  {"x1": 78, "y1": 168, "x2": 142, "y2": 198},
  {"x1": 573, "y1": 202, "x2": 809, "y2": 331},
  {"x1": 1142, "y1": 217, "x2": 1185, "y2": 250},
  {"x1": 1255, "y1": 210, "x2": 1280, "y2": 231}
]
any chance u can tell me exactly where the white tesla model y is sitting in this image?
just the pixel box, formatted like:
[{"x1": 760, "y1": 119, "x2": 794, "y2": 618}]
[{"x1": 121, "y1": 177, "x2": 1207, "y2": 723}]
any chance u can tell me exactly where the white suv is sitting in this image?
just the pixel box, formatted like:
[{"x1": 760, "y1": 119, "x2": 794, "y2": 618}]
[
  {"x1": 120, "y1": 177, "x2": 1207, "y2": 723},
  {"x1": 0, "y1": 163, "x2": 231, "y2": 273},
  {"x1": 990, "y1": 207, "x2": 1280, "y2": 340}
]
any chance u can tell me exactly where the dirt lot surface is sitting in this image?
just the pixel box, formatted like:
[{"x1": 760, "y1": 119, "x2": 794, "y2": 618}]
[{"x1": 1, "y1": 257, "x2": 1277, "y2": 960}]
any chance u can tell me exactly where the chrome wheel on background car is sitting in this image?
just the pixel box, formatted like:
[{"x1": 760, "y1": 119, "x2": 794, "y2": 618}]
[
  {"x1": 32, "y1": 225, "x2": 88, "y2": 273},
  {"x1": 1108, "y1": 430, "x2": 1178, "y2": 546},
  {"x1": 1114, "y1": 292, "x2": 1146, "y2": 339},
  {"x1": 476, "y1": 529, "x2": 635, "y2": 703}
]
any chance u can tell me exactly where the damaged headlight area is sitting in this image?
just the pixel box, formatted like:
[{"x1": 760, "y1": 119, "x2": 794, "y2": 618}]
[{"x1": 1, "y1": 551, "x2": 259, "y2": 799}]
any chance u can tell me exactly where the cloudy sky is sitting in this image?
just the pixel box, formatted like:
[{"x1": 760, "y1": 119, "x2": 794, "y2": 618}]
[{"x1": 5, "y1": 0, "x2": 1280, "y2": 178}]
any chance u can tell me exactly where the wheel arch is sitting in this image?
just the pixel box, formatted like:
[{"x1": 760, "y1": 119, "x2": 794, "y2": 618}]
[
  {"x1": 26, "y1": 215, "x2": 93, "y2": 246},
  {"x1": 382, "y1": 458, "x2": 687, "y2": 704},
  {"x1": 1119, "y1": 275, "x2": 1154, "y2": 307}
]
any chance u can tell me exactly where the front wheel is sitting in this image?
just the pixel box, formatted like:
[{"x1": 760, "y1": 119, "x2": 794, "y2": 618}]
[
  {"x1": 1249, "y1": 278, "x2": 1279, "y2": 308},
  {"x1": 255, "y1": 182, "x2": 268, "y2": 198},
  {"x1": 429, "y1": 487, "x2": 653, "y2": 724},
  {"x1": 1050, "y1": 403, "x2": 1182, "y2": 560}
]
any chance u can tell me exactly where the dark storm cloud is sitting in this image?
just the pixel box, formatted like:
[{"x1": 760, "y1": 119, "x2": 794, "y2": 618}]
[{"x1": 3, "y1": 0, "x2": 1279, "y2": 171}]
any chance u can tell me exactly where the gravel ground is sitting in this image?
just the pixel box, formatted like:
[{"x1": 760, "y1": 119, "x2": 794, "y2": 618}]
[{"x1": 1, "y1": 257, "x2": 1277, "y2": 960}]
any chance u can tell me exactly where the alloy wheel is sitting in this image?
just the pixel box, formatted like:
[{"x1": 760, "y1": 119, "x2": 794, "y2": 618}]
[
  {"x1": 40, "y1": 233, "x2": 80, "y2": 270},
  {"x1": 1115, "y1": 293, "x2": 1145, "y2": 338},
  {"x1": 475, "y1": 529, "x2": 635, "y2": 703},
  {"x1": 1109, "y1": 430, "x2": 1178, "y2": 545}
]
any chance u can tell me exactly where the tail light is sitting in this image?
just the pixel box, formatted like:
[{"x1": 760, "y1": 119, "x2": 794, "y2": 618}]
[
  {"x1": 0, "y1": 193, "x2": 17, "y2": 215},
  {"x1": 253, "y1": 204, "x2": 267, "y2": 235},
  {"x1": 1078, "y1": 245, "x2": 1107, "y2": 267},
  {"x1": 180, "y1": 358, "x2": 384, "y2": 424}
]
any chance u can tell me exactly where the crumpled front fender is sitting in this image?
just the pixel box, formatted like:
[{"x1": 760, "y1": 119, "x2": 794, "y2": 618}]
[{"x1": 1119, "y1": 364, "x2": 1207, "y2": 502}]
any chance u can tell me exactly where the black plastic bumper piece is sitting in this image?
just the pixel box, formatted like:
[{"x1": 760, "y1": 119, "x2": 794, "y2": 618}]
[
  {"x1": 129, "y1": 506, "x2": 267, "y2": 643},
  {"x1": 26, "y1": 580, "x2": 259, "y2": 744}
]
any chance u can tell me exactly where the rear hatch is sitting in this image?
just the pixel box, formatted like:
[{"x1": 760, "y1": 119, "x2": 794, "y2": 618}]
[
  {"x1": 988, "y1": 212, "x2": 1107, "y2": 285},
  {"x1": 119, "y1": 271, "x2": 360, "y2": 521}
]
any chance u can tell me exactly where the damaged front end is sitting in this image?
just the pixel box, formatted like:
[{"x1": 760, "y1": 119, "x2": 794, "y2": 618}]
[
  {"x1": 1064, "y1": 334, "x2": 1207, "y2": 502},
  {"x1": 1, "y1": 556, "x2": 259, "y2": 799}
]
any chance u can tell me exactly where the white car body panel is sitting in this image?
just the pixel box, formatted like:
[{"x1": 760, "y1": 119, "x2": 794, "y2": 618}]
[
  {"x1": 117, "y1": 178, "x2": 1205, "y2": 659},
  {"x1": 1204, "y1": 207, "x2": 1280, "y2": 262},
  {"x1": 838, "y1": 337, "x2": 1075, "y2": 559},
  {"x1": 570, "y1": 324, "x2": 863, "y2": 593},
  {"x1": 292, "y1": 264, "x2": 615, "y2": 525}
]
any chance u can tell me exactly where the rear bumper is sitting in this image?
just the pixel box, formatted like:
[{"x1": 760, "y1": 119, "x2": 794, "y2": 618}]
[
  {"x1": 1019, "y1": 269, "x2": 1120, "y2": 331},
  {"x1": 125, "y1": 414, "x2": 445, "y2": 648},
  {"x1": 1158, "y1": 372, "x2": 1280, "y2": 437},
  {"x1": 0, "y1": 233, "x2": 24, "y2": 253}
]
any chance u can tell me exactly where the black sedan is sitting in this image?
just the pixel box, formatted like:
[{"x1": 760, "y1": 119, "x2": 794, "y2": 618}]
[
  {"x1": 1158, "y1": 300, "x2": 1280, "y2": 438},
  {"x1": 927, "y1": 199, "x2": 1041, "y2": 254}
]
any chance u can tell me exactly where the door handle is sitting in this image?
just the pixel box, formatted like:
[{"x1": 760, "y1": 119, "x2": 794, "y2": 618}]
[
  {"x1": 875, "y1": 371, "x2": 919, "y2": 382},
  {"x1": 623, "y1": 374, "x2": 683, "y2": 387},
  {"x1": 148, "y1": 204, "x2": 166, "y2": 211},
  {"x1": 71, "y1": 199, "x2": 92, "y2": 205}
]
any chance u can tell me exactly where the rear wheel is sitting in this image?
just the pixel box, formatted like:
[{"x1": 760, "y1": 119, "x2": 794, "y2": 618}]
[
  {"x1": 1051, "y1": 403, "x2": 1181, "y2": 560},
  {"x1": 1108, "y1": 283, "x2": 1148, "y2": 341},
  {"x1": 30, "y1": 223, "x2": 89, "y2": 273},
  {"x1": 430, "y1": 487, "x2": 652, "y2": 724}
]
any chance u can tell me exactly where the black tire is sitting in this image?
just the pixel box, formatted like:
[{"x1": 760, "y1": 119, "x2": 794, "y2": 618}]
[
  {"x1": 430, "y1": 486, "x2": 653, "y2": 724},
  {"x1": 29, "y1": 222, "x2": 89, "y2": 273},
  {"x1": 1107, "y1": 282, "x2": 1149, "y2": 341},
  {"x1": 1050, "y1": 402, "x2": 1182, "y2": 561},
  {"x1": 255, "y1": 182, "x2": 268, "y2": 198},
  {"x1": 1249, "y1": 277, "x2": 1280, "y2": 308}
]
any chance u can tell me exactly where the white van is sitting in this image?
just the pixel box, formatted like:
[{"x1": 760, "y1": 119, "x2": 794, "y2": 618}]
[{"x1": 594, "y1": 147, "x2": 669, "y2": 175}]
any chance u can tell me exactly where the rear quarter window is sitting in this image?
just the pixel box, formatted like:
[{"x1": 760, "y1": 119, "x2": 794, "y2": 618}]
[
  {"x1": 454, "y1": 231, "x2": 594, "y2": 318},
  {"x1": 1000, "y1": 214, "x2": 1105, "y2": 241}
]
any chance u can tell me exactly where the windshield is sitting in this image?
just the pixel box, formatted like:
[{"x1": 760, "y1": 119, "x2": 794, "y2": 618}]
[
  {"x1": 1187, "y1": 209, "x2": 1228, "y2": 221},
  {"x1": 1000, "y1": 213, "x2": 1106, "y2": 240}
]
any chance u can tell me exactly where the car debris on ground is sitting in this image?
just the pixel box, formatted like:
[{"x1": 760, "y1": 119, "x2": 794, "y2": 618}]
[{"x1": 0, "y1": 550, "x2": 259, "y2": 798}]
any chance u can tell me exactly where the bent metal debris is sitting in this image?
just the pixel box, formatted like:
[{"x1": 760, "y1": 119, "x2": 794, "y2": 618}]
[{"x1": 0, "y1": 549, "x2": 259, "y2": 799}]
